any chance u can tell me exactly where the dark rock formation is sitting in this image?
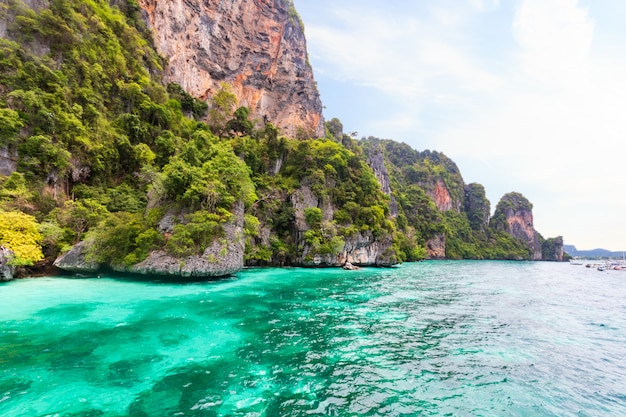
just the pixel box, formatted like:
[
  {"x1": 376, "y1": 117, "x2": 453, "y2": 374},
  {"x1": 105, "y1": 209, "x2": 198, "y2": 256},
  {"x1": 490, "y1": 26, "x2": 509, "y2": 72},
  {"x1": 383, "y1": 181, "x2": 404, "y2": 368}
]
[
  {"x1": 0, "y1": 247, "x2": 15, "y2": 281},
  {"x1": 491, "y1": 192, "x2": 542, "y2": 260},
  {"x1": 464, "y1": 183, "x2": 490, "y2": 232},
  {"x1": 53, "y1": 241, "x2": 101, "y2": 274},
  {"x1": 542, "y1": 236, "x2": 565, "y2": 262},
  {"x1": 138, "y1": 0, "x2": 325, "y2": 138},
  {"x1": 426, "y1": 234, "x2": 446, "y2": 259}
]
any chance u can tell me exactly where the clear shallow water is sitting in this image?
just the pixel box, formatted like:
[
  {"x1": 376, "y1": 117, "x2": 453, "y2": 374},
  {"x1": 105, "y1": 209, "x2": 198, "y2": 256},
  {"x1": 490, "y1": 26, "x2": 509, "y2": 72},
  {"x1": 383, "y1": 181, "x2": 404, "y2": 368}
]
[{"x1": 1, "y1": 261, "x2": 626, "y2": 416}]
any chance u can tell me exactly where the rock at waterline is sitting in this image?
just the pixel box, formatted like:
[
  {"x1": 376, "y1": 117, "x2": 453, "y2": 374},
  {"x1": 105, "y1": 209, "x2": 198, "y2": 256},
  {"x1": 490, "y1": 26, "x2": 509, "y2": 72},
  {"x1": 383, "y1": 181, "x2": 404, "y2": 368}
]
[
  {"x1": 53, "y1": 240, "x2": 101, "y2": 274},
  {"x1": 343, "y1": 262, "x2": 361, "y2": 271},
  {"x1": 0, "y1": 247, "x2": 15, "y2": 281}
]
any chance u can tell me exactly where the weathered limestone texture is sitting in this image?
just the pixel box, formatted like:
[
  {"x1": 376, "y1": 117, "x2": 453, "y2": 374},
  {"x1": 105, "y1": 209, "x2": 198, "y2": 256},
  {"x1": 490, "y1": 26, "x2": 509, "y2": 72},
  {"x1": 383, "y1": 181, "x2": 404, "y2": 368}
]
[{"x1": 138, "y1": 0, "x2": 325, "y2": 138}]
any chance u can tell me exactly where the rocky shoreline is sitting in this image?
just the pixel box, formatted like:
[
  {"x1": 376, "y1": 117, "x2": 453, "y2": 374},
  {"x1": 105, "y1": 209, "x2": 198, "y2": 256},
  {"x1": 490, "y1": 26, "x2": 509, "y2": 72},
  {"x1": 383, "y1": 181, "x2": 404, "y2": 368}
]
[{"x1": 1, "y1": 256, "x2": 378, "y2": 282}]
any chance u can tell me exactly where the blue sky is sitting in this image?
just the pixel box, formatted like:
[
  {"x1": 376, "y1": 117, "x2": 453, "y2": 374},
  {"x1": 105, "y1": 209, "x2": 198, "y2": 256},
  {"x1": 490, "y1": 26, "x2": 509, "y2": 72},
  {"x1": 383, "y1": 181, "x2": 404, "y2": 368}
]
[{"x1": 293, "y1": 0, "x2": 626, "y2": 251}]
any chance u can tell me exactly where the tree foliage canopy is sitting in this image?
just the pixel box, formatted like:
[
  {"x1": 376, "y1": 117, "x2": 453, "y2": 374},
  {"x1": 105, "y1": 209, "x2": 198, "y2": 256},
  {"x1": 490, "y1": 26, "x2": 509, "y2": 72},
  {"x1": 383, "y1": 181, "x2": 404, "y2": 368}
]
[{"x1": 0, "y1": 211, "x2": 44, "y2": 266}]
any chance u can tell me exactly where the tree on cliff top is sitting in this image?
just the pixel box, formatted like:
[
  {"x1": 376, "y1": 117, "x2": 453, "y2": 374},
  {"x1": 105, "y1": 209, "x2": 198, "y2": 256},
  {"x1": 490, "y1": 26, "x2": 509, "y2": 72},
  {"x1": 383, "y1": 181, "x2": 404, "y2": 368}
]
[
  {"x1": 464, "y1": 183, "x2": 490, "y2": 231},
  {"x1": 208, "y1": 83, "x2": 237, "y2": 136},
  {"x1": 490, "y1": 192, "x2": 533, "y2": 232}
]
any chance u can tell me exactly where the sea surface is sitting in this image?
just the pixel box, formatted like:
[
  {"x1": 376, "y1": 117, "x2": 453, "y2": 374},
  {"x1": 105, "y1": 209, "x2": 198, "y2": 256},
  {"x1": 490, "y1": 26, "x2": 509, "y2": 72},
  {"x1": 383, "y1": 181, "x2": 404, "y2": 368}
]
[{"x1": 1, "y1": 261, "x2": 625, "y2": 416}]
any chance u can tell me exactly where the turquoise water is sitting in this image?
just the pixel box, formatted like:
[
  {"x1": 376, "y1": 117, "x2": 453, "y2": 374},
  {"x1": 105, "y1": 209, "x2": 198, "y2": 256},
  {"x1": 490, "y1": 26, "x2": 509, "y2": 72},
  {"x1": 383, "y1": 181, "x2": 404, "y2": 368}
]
[{"x1": 1, "y1": 261, "x2": 625, "y2": 416}]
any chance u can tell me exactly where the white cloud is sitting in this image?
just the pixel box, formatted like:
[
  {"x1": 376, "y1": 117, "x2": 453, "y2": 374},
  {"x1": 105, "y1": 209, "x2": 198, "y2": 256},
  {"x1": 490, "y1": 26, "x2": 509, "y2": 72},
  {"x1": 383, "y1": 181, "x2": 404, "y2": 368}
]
[
  {"x1": 512, "y1": 0, "x2": 594, "y2": 87},
  {"x1": 469, "y1": 0, "x2": 500, "y2": 12},
  {"x1": 305, "y1": 4, "x2": 501, "y2": 104},
  {"x1": 366, "y1": 111, "x2": 424, "y2": 138}
]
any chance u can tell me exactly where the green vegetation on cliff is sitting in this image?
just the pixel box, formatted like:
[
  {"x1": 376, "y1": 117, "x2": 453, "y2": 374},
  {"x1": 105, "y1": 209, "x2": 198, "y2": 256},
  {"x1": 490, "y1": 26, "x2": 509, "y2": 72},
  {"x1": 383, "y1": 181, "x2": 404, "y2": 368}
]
[
  {"x1": 0, "y1": 0, "x2": 557, "y2": 274},
  {"x1": 360, "y1": 138, "x2": 533, "y2": 260},
  {"x1": 0, "y1": 0, "x2": 255, "y2": 267},
  {"x1": 240, "y1": 132, "x2": 395, "y2": 265}
]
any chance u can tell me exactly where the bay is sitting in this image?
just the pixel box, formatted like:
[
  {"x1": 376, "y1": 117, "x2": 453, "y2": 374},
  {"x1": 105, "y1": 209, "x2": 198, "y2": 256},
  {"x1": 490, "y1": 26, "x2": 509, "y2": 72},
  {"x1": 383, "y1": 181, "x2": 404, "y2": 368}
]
[{"x1": 1, "y1": 261, "x2": 625, "y2": 416}]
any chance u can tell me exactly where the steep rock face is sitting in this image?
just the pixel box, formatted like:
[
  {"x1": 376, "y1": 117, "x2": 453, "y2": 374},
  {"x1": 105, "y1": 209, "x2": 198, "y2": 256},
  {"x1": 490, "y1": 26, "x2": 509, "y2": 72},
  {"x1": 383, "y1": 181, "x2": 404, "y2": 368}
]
[
  {"x1": 542, "y1": 236, "x2": 565, "y2": 262},
  {"x1": 300, "y1": 231, "x2": 396, "y2": 267},
  {"x1": 508, "y1": 213, "x2": 541, "y2": 260},
  {"x1": 291, "y1": 185, "x2": 396, "y2": 267},
  {"x1": 464, "y1": 183, "x2": 490, "y2": 231},
  {"x1": 0, "y1": 147, "x2": 17, "y2": 176},
  {"x1": 421, "y1": 167, "x2": 463, "y2": 259},
  {"x1": 1, "y1": 0, "x2": 50, "y2": 44},
  {"x1": 367, "y1": 145, "x2": 398, "y2": 217},
  {"x1": 492, "y1": 192, "x2": 542, "y2": 260},
  {"x1": 138, "y1": 0, "x2": 324, "y2": 138},
  {"x1": 423, "y1": 179, "x2": 456, "y2": 258},
  {"x1": 292, "y1": 184, "x2": 320, "y2": 230},
  {"x1": 430, "y1": 179, "x2": 456, "y2": 212},
  {"x1": 416, "y1": 152, "x2": 464, "y2": 214},
  {"x1": 426, "y1": 234, "x2": 446, "y2": 259},
  {"x1": 362, "y1": 139, "x2": 464, "y2": 260}
]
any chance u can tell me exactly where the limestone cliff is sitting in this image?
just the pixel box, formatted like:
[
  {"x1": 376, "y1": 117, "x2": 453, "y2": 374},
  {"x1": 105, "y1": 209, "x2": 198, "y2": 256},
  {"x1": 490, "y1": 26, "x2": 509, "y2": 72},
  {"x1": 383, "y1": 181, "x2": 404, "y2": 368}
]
[
  {"x1": 137, "y1": 0, "x2": 325, "y2": 138},
  {"x1": 464, "y1": 183, "x2": 490, "y2": 232},
  {"x1": 54, "y1": 203, "x2": 245, "y2": 278},
  {"x1": 408, "y1": 151, "x2": 463, "y2": 259},
  {"x1": 291, "y1": 185, "x2": 396, "y2": 267},
  {"x1": 300, "y1": 231, "x2": 396, "y2": 267},
  {"x1": 123, "y1": 202, "x2": 245, "y2": 277},
  {"x1": 367, "y1": 144, "x2": 398, "y2": 218},
  {"x1": 542, "y1": 236, "x2": 565, "y2": 262},
  {"x1": 361, "y1": 139, "x2": 466, "y2": 260},
  {"x1": 491, "y1": 192, "x2": 542, "y2": 260},
  {"x1": 426, "y1": 234, "x2": 446, "y2": 259},
  {"x1": 422, "y1": 177, "x2": 461, "y2": 259},
  {"x1": 428, "y1": 179, "x2": 457, "y2": 212},
  {"x1": 0, "y1": 147, "x2": 17, "y2": 177}
]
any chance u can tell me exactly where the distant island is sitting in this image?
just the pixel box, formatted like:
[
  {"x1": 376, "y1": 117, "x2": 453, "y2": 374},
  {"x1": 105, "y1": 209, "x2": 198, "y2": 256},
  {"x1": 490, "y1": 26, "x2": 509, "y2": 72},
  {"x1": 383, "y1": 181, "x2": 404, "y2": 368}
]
[{"x1": 564, "y1": 245, "x2": 626, "y2": 259}]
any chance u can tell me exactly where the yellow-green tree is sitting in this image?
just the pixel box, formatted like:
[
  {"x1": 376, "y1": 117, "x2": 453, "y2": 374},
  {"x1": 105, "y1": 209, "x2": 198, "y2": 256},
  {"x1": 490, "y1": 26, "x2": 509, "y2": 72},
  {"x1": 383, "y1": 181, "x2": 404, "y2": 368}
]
[
  {"x1": 0, "y1": 172, "x2": 32, "y2": 211},
  {"x1": 0, "y1": 211, "x2": 44, "y2": 266},
  {"x1": 208, "y1": 83, "x2": 237, "y2": 136}
]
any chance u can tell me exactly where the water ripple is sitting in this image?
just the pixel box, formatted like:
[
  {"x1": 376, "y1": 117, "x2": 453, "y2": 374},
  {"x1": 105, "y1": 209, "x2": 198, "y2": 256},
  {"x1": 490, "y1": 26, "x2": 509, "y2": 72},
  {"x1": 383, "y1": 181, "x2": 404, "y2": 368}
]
[{"x1": 1, "y1": 262, "x2": 626, "y2": 416}]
